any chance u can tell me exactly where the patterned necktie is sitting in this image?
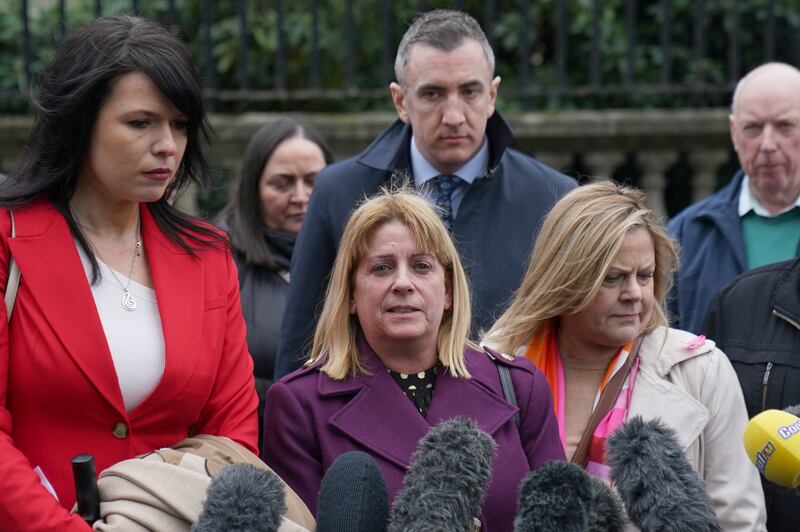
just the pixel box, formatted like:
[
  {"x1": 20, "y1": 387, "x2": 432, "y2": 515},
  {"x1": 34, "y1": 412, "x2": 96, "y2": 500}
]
[{"x1": 431, "y1": 174, "x2": 461, "y2": 232}]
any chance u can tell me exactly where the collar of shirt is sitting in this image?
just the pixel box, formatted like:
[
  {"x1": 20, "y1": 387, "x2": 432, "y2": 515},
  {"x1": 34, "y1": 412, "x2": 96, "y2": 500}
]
[
  {"x1": 410, "y1": 134, "x2": 489, "y2": 191},
  {"x1": 738, "y1": 174, "x2": 800, "y2": 218}
]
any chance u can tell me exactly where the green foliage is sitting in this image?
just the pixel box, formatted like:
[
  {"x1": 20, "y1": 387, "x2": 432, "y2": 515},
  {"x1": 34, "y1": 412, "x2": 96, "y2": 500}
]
[{"x1": 1, "y1": 0, "x2": 799, "y2": 113}]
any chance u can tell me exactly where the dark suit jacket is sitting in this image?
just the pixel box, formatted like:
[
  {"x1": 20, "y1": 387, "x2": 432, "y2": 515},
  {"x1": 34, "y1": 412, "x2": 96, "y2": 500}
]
[
  {"x1": 264, "y1": 342, "x2": 565, "y2": 532},
  {"x1": 274, "y1": 113, "x2": 576, "y2": 378},
  {"x1": 0, "y1": 200, "x2": 258, "y2": 530}
]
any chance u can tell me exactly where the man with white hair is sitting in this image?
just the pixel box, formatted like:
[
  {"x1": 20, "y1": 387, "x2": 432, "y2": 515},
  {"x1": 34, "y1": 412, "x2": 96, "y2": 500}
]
[
  {"x1": 670, "y1": 61, "x2": 800, "y2": 532},
  {"x1": 669, "y1": 62, "x2": 800, "y2": 334}
]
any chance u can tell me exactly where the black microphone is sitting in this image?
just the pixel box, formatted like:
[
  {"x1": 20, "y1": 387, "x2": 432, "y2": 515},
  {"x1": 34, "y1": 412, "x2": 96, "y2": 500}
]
[
  {"x1": 316, "y1": 451, "x2": 389, "y2": 532},
  {"x1": 514, "y1": 460, "x2": 591, "y2": 531},
  {"x1": 388, "y1": 417, "x2": 496, "y2": 532},
  {"x1": 192, "y1": 463, "x2": 286, "y2": 532},
  {"x1": 586, "y1": 475, "x2": 627, "y2": 532},
  {"x1": 606, "y1": 416, "x2": 721, "y2": 532},
  {"x1": 513, "y1": 460, "x2": 626, "y2": 532},
  {"x1": 71, "y1": 453, "x2": 101, "y2": 525}
]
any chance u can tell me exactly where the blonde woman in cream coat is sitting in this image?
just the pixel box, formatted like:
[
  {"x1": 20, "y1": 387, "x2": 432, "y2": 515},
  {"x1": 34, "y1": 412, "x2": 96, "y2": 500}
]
[{"x1": 484, "y1": 181, "x2": 766, "y2": 531}]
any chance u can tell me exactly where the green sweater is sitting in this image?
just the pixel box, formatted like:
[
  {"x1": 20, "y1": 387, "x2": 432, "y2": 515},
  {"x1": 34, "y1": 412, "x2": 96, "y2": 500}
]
[{"x1": 741, "y1": 208, "x2": 800, "y2": 269}]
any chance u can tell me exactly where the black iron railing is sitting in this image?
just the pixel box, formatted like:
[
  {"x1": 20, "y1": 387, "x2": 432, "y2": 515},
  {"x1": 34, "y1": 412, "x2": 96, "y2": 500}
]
[{"x1": 4, "y1": 1, "x2": 799, "y2": 111}]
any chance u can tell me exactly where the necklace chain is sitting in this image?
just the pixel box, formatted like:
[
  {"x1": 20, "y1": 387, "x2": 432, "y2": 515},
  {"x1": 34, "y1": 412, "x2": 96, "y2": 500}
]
[
  {"x1": 104, "y1": 232, "x2": 142, "y2": 312},
  {"x1": 75, "y1": 211, "x2": 143, "y2": 312}
]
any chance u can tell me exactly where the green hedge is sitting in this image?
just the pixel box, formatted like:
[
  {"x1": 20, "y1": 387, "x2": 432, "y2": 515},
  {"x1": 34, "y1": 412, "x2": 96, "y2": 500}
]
[{"x1": 1, "y1": 0, "x2": 798, "y2": 113}]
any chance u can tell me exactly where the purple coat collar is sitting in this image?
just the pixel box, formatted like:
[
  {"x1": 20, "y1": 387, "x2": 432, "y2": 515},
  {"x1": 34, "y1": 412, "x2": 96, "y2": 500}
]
[{"x1": 317, "y1": 340, "x2": 518, "y2": 470}]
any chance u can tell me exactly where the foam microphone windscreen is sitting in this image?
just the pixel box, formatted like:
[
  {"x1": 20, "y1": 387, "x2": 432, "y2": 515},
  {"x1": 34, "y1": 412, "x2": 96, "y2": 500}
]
[
  {"x1": 192, "y1": 463, "x2": 286, "y2": 532},
  {"x1": 743, "y1": 409, "x2": 800, "y2": 489},
  {"x1": 514, "y1": 460, "x2": 592, "y2": 532},
  {"x1": 606, "y1": 416, "x2": 721, "y2": 532},
  {"x1": 783, "y1": 403, "x2": 800, "y2": 418},
  {"x1": 388, "y1": 417, "x2": 497, "y2": 532},
  {"x1": 514, "y1": 460, "x2": 627, "y2": 532},
  {"x1": 586, "y1": 476, "x2": 627, "y2": 532},
  {"x1": 316, "y1": 451, "x2": 389, "y2": 532}
]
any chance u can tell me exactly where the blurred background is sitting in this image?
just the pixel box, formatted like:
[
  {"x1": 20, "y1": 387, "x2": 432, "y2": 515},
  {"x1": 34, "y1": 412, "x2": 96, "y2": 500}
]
[{"x1": 1, "y1": 0, "x2": 798, "y2": 218}]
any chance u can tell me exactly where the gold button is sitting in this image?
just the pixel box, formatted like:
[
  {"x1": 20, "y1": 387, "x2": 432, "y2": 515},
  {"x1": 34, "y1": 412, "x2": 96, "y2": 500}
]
[{"x1": 112, "y1": 422, "x2": 129, "y2": 439}]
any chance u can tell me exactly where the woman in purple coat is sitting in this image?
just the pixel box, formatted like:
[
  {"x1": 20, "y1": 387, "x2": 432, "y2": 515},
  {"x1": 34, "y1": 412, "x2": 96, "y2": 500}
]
[{"x1": 263, "y1": 190, "x2": 564, "y2": 531}]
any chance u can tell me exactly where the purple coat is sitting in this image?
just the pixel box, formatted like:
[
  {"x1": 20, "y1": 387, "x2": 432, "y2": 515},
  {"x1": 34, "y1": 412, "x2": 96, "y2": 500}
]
[{"x1": 264, "y1": 343, "x2": 564, "y2": 531}]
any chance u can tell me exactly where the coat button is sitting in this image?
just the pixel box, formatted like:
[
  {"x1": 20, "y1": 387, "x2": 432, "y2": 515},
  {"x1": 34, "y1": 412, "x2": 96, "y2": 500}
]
[{"x1": 112, "y1": 423, "x2": 129, "y2": 439}]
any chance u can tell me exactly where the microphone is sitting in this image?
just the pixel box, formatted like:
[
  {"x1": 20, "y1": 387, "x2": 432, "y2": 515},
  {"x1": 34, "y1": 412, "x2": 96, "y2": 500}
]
[
  {"x1": 783, "y1": 403, "x2": 800, "y2": 418},
  {"x1": 388, "y1": 417, "x2": 496, "y2": 532},
  {"x1": 586, "y1": 475, "x2": 627, "y2": 532},
  {"x1": 316, "y1": 451, "x2": 389, "y2": 532},
  {"x1": 513, "y1": 460, "x2": 626, "y2": 532},
  {"x1": 514, "y1": 461, "x2": 591, "y2": 531},
  {"x1": 192, "y1": 463, "x2": 286, "y2": 532},
  {"x1": 71, "y1": 453, "x2": 101, "y2": 525},
  {"x1": 606, "y1": 416, "x2": 721, "y2": 532},
  {"x1": 742, "y1": 409, "x2": 800, "y2": 490}
]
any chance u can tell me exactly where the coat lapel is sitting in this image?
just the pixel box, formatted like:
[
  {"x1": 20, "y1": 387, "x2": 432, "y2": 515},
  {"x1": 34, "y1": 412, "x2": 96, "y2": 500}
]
[
  {"x1": 8, "y1": 203, "x2": 207, "y2": 418},
  {"x1": 129, "y1": 207, "x2": 204, "y2": 419},
  {"x1": 628, "y1": 327, "x2": 709, "y2": 450},
  {"x1": 328, "y1": 368, "x2": 432, "y2": 469},
  {"x1": 326, "y1": 345, "x2": 517, "y2": 469},
  {"x1": 628, "y1": 368, "x2": 707, "y2": 450},
  {"x1": 426, "y1": 364, "x2": 518, "y2": 436},
  {"x1": 8, "y1": 203, "x2": 125, "y2": 413}
]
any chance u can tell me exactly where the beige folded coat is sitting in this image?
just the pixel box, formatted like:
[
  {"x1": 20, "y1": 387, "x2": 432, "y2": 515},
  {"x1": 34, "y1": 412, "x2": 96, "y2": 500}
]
[{"x1": 76, "y1": 435, "x2": 315, "y2": 532}]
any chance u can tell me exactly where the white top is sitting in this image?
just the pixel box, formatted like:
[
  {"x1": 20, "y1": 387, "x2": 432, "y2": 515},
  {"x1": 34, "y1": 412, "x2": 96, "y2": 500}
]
[
  {"x1": 410, "y1": 134, "x2": 489, "y2": 219},
  {"x1": 77, "y1": 243, "x2": 165, "y2": 412},
  {"x1": 738, "y1": 174, "x2": 800, "y2": 217}
]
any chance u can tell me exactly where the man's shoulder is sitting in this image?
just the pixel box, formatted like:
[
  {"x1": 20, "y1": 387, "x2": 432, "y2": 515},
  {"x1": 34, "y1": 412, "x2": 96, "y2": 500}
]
[
  {"x1": 316, "y1": 154, "x2": 371, "y2": 182},
  {"x1": 501, "y1": 148, "x2": 575, "y2": 187},
  {"x1": 669, "y1": 174, "x2": 743, "y2": 229},
  {"x1": 310, "y1": 156, "x2": 388, "y2": 207},
  {"x1": 313, "y1": 120, "x2": 408, "y2": 195},
  {"x1": 501, "y1": 147, "x2": 552, "y2": 172},
  {"x1": 670, "y1": 190, "x2": 726, "y2": 223},
  {"x1": 717, "y1": 258, "x2": 796, "y2": 303}
]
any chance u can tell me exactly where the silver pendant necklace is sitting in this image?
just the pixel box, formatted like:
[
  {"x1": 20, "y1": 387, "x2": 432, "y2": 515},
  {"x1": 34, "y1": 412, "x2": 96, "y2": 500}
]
[{"x1": 101, "y1": 217, "x2": 143, "y2": 312}]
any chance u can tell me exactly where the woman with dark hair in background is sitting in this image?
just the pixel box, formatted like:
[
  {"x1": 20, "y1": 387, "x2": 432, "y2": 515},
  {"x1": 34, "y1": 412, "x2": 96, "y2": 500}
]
[
  {"x1": 219, "y1": 118, "x2": 332, "y2": 454},
  {"x1": 0, "y1": 15, "x2": 258, "y2": 529}
]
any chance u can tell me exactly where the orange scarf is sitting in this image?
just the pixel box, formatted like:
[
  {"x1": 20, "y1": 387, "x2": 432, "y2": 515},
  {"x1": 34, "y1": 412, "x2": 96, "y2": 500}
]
[{"x1": 524, "y1": 320, "x2": 637, "y2": 479}]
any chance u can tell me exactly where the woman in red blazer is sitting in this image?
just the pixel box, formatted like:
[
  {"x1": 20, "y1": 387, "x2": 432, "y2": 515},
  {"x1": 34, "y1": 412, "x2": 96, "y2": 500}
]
[{"x1": 0, "y1": 16, "x2": 258, "y2": 530}]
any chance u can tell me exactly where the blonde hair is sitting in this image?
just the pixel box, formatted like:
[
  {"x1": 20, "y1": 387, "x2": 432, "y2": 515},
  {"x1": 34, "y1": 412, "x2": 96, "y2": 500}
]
[
  {"x1": 308, "y1": 189, "x2": 473, "y2": 380},
  {"x1": 486, "y1": 180, "x2": 678, "y2": 355}
]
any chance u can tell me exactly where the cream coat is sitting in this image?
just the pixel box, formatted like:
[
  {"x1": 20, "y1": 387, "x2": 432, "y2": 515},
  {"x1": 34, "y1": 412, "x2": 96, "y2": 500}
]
[
  {"x1": 485, "y1": 325, "x2": 766, "y2": 531},
  {"x1": 627, "y1": 326, "x2": 766, "y2": 531}
]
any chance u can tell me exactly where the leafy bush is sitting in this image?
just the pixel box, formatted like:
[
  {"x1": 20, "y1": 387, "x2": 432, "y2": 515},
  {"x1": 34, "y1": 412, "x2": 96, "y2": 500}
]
[{"x1": 1, "y1": 0, "x2": 798, "y2": 112}]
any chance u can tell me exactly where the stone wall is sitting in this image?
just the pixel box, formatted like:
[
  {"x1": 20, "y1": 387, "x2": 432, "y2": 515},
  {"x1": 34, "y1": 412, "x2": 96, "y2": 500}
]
[{"x1": 0, "y1": 109, "x2": 736, "y2": 218}]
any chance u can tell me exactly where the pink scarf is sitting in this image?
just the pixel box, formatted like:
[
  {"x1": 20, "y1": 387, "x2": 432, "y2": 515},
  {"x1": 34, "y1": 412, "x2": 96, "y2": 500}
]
[{"x1": 525, "y1": 320, "x2": 639, "y2": 480}]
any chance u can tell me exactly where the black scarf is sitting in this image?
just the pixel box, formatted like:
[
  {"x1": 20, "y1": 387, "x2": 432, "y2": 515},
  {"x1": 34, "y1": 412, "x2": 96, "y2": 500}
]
[{"x1": 263, "y1": 227, "x2": 295, "y2": 272}]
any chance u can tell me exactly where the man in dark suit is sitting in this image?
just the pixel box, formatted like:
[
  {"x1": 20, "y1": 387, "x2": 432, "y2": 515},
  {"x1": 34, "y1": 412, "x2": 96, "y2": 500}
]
[{"x1": 274, "y1": 9, "x2": 575, "y2": 378}]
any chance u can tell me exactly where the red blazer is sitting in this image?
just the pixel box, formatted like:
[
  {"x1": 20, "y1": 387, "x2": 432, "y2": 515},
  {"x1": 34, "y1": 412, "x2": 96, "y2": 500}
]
[{"x1": 0, "y1": 200, "x2": 258, "y2": 530}]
